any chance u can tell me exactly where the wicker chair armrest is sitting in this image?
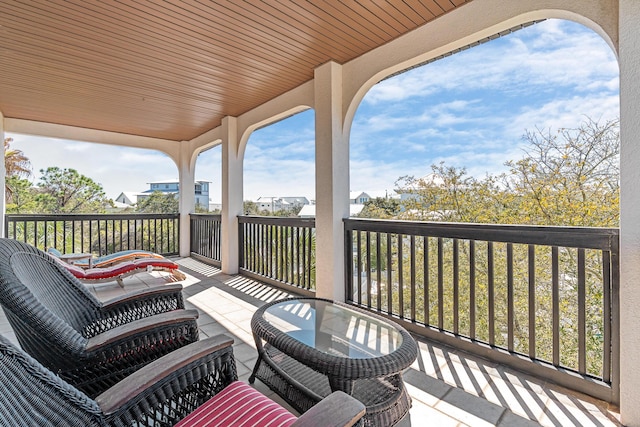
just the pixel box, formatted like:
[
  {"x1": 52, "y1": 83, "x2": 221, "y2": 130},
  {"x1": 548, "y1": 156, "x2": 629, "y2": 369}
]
[
  {"x1": 96, "y1": 335, "x2": 236, "y2": 420},
  {"x1": 85, "y1": 284, "x2": 185, "y2": 336},
  {"x1": 101, "y1": 283, "x2": 184, "y2": 308},
  {"x1": 291, "y1": 391, "x2": 366, "y2": 427},
  {"x1": 86, "y1": 309, "x2": 198, "y2": 351}
]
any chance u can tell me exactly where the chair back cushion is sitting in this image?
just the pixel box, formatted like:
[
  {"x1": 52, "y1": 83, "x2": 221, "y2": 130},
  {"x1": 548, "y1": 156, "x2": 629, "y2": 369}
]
[{"x1": 175, "y1": 381, "x2": 297, "y2": 427}]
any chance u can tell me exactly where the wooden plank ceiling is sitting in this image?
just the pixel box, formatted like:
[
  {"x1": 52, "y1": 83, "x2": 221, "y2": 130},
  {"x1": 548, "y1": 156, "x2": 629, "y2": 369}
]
[{"x1": 0, "y1": 0, "x2": 473, "y2": 141}]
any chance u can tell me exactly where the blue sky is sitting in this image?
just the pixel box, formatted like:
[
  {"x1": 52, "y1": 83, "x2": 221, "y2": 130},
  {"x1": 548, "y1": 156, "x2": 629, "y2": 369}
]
[{"x1": 9, "y1": 19, "x2": 619, "y2": 204}]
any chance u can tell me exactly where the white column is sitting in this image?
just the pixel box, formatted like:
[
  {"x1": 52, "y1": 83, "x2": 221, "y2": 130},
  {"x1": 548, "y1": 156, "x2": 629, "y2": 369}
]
[
  {"x1": 618, "y1": 0, "x2": 640, "y2": 425},
  {"x1": 0, "y1": 111, "x2": 5, "y2": 238},
  {"x1": 221, "y1": 116, "x2": 243, "y2": 274},
  {"x1": 314, "y1": 61, "x2": 350, "y2": 301},
  {"x1": 178, "y1": 145, "x2": 196, "y2": 257}
]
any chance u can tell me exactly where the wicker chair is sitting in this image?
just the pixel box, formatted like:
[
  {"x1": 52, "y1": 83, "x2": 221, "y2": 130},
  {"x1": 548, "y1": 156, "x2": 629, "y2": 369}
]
[
  {"x1": 0, "y1": 334, "x2": 365, "y2": 427},
  {"x1": 0, "y1": 238, "x2": 199, "y2": 398}
]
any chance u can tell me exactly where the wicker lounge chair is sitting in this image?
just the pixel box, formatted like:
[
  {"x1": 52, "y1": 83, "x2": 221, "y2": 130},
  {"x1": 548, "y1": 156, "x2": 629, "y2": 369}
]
[
  {"x1": 0, "y1": 333, "x2": 366, "y2": 427},
  {"x1": 47, "y1": 247, "x2": 165, "y2": 268},
  {"x1": 0, "y1": 238, "x2": 199, "y2": 397},
  {"x1": 51, "y1": 253, "x2": 187, "y2": 286},
  {"x1": 46, "y1": 247, "x2": 186, "y2": 286}
]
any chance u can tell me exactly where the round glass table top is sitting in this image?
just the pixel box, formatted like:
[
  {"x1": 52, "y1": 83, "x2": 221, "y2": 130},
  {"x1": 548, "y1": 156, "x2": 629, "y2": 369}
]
[{"x1": 262, "y1": 298, "x2": 403, "y2": 358}]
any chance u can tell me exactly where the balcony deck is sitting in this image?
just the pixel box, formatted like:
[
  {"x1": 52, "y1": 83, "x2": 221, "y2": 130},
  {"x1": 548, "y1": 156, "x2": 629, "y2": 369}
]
[{"x1": 0, "y1": 257, "x2": 622, "y2": 427}]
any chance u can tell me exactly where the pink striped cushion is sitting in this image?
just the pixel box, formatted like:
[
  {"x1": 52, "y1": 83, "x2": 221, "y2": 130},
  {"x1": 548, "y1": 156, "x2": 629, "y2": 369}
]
[{"x1": 175, "y1": 381, "x2": 298, "y2": 427}]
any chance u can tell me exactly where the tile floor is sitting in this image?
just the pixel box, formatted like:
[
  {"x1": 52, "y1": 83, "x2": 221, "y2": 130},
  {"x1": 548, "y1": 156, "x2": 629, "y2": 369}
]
[{"x1": 0, "y1": 257, "x2": 623, "y2": 427}]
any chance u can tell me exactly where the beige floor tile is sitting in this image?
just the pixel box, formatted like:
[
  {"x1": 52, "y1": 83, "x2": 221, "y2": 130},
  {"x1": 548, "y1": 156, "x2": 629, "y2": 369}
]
[
  {"x1": 434, "y1": 388, "x2": 506, "y2": 427},
  {"x1": 403, "y1": 402, "x2": 464, "y2": 427},
  {"x1": 481, "y1": 373, "x2": 549, "y2": 422}
]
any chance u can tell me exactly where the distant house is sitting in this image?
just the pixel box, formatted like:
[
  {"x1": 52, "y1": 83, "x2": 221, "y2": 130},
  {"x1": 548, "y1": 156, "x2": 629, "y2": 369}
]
[
  {"x1": 296, "y1": 191, "x2": 392, "y2": 217},
  {"x1": 298, "y1": 204, "x2": 364, "y2": 218},
  {"x1": 117, "y1": 179, "x2": 211, "y2": 208},
  {"x1": 114, "y1": 191, "x2": 143, "y2": 206},
  {"x1": 255, "y1": 196, "x2": 310, "y2": 213},
  {"x1": 349, "y1": 191, "x2": 392, "y2": 204}
]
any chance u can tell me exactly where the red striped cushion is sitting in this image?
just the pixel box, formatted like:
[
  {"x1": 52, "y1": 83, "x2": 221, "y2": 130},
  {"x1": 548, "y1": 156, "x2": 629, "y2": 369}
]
[{"x1": 175, "y1": 381, "x2": 298, "y2": 427}]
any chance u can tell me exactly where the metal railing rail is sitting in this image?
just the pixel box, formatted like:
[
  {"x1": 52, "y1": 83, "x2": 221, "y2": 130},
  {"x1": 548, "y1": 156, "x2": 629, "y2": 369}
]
[
  {"x1": 238, "y1": 215, "x2": 315, "y2": 295},
  {"x1": 344, "y1": 218, "x2": 620, "y2": 404},
  {"x1": 5, "y1": 213, "x2": 180, "y2": 256},
  {"x1": 190, "y1": 214, "x2": 222, "y2": 266}
]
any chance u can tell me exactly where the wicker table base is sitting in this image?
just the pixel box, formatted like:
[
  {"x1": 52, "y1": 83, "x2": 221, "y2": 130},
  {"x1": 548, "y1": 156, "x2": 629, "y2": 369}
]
[
  {"x1": 249, "y1": 298, "x2": 417, "y2": 427},
  {"x1": 253, "y1": 345, "x2": 412, "y2": 427}
]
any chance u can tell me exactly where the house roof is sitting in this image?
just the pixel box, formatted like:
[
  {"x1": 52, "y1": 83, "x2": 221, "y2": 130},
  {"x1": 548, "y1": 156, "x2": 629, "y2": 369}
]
[
  {"x1": 147, "y1": 179, "x2": 211, "y2": 185},
  {"x1": 298, "y1": 204, "x2": 364, "y2": 218},
  {"x1": 0, "y1": 1, "x2": 473, "y2": 142},
  {"x1": 350, "y1": 191, "x2": 393, "y2": 200}
]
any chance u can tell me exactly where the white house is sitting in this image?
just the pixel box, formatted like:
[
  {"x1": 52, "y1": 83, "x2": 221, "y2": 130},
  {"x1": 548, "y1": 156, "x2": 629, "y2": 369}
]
[
  {"x1": 114, "y1": 191, "x2": 143, "y2": 206},
  {"x1": 255, "y1": 196, "x2": 310, "y2": 213},
  {"x1": 349, "y1": 191, "x2": 396, "y2": 204},
  {"x1": 118, "y1": 180, "x2": 211, "y2": 208},
  {"x1": 298, "y1": 204, "x2": 364, "y2": 218}
]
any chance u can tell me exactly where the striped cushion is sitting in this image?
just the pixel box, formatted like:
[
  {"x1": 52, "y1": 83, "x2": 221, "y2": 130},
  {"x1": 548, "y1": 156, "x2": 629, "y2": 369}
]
[
  {"x1": 50, "y1": 255, "x2": 179, "y2": 281},
  {"x1": 175, "y1": 381, "x2": 298, "y2": 427}
]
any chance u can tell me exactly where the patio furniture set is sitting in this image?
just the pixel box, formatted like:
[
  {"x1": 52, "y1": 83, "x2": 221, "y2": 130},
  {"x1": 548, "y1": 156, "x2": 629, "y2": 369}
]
[{"x1": 0, "y1": 238, "x2": 417, "y2": 426}]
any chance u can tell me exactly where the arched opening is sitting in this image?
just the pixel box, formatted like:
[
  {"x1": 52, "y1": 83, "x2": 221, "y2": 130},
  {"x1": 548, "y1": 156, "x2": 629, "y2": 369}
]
[
  {"x1": 194, "y1": 145, "x2": 222, "y2": 213},
  {"x1": 346, "y1": 18, "x2": 620, "y2": 404},
  {"x1": 350, "y1": 19, "x2": 618, "y2": 224},
  {"x1": 243, "y1": 109, "x2": 315, "y2": 216},
  {"x1": 5, "y1": 134, "x2": 179, "y2": 213}
]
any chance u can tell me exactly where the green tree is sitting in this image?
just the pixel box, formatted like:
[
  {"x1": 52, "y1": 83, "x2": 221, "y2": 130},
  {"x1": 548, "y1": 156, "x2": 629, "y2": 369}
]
[
  {"x1": 4, "y1": 137, "x2": 32, "y2": 203},
  {"x1": 35, "y1": 167, "x2": 110, "y2": 213},
  {"x1": 396, "y1": 164, "x2": 509, "y2": 223},
  {"x1": 243, "y1": 200, "x2": 258, "y2": 215},
  {"x1": 372, "y1": 117, "x2": 620, "y2": 376},
  {"x1": 394, "y1": 118, "x2": 619, "y2": 227},
  {"x1": 243, "y1": 200, "x2": 272, "y2": 215},
  {"x1": 195, "y1": 202, "x2": 210, "y2": 213},
  {"x1": 502, "y1": 117, "x2": 619, "y2": 227},
  {"x1": 5, "y1": 176, "x2": 37, "y2": 213},
  {"x1": 358, "y1": 197, "x2": 401, "y2": 218},
  {"x1": 136, "y1": 191, "x2": 179, "y2": 213}
]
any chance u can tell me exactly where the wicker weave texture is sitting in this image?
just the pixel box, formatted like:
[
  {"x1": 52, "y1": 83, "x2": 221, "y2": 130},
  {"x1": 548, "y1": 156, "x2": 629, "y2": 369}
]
[
  {"x1": 0, "y1": 238, "x2": 198, "y2": 397},
  {"x1": 0, "y1": 334, "x2": 238, "y2": 427},
  {"x1": 250, "y1": 297, "x2": 417, "y2": 427},
  {"x1": 103, "y1": 344, "x2": 238, "y2": 426}
]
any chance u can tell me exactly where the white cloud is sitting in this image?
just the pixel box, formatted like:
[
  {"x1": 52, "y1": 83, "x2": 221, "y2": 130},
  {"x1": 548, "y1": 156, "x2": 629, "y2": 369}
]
[
  {"x1": 364, "y1": 20, "x2": 617, "y2": 105},
  {"x1": 506, "y1": 93, "x2": 620, "y2": 137}
]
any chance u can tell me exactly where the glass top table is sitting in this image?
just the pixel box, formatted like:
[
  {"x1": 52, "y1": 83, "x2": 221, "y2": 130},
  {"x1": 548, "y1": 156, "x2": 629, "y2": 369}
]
[
  {"x1": 250, "y1": 297, "x2": 417, "y2": 426},
  {"x1": 262, "y1": 298, "x2": 404, "y2": 359}
]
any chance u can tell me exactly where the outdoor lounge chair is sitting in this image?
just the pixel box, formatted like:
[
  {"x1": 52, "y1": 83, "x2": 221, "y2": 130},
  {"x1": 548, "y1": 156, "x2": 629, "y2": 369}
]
[
  {"x1": 0, "y1": 237, "x2": 199, "y2": 397},
  {"x1": 47, "y1": 247, "x2": 165, "y2": 268},
  {"x1": 51, "y1": 253, "x2": 187, "y2": 287},
  {"x1": 0, "y1": 333, "x2": 366, "y2": 427},
  {"x1": 46, "y1": 246, "x2": 187, "y2": 286}
]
